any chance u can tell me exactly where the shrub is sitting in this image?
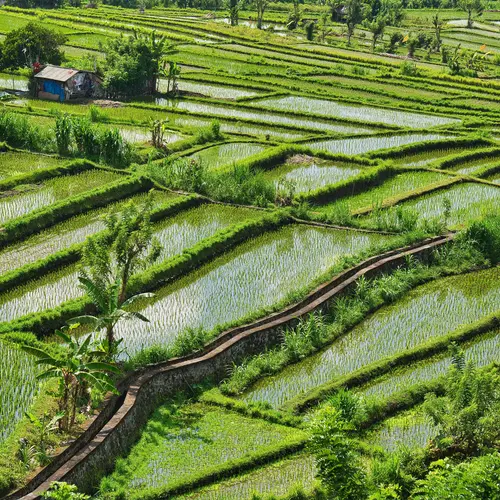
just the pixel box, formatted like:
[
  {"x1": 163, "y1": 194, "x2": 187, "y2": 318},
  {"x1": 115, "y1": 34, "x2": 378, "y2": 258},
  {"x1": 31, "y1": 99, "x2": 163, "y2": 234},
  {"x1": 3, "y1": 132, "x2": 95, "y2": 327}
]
[{"x1": 55, "y1": 114, "x2": 73, "y2": 156}]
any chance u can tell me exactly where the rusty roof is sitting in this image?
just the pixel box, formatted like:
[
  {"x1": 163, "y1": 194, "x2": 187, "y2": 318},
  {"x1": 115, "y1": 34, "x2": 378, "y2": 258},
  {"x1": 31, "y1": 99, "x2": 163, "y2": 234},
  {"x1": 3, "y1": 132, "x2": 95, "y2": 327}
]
[{"x1": 34, "y1": 65, "x2": 82, "y2": 82}]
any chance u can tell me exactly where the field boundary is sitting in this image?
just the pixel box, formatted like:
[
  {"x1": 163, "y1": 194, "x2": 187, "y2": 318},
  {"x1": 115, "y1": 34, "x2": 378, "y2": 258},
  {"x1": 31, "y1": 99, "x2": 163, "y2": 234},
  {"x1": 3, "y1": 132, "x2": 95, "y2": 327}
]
[{"x1": 6, "y1": 234, "x2": 452, "y2": 499}]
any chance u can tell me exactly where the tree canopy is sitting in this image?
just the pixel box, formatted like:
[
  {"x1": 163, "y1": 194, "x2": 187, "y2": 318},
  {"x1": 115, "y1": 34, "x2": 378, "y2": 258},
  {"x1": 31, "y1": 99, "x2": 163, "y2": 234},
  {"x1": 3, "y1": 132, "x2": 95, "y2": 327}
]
[{"x1": 0, "y1": 23, "x2": 67, "y2": 70}]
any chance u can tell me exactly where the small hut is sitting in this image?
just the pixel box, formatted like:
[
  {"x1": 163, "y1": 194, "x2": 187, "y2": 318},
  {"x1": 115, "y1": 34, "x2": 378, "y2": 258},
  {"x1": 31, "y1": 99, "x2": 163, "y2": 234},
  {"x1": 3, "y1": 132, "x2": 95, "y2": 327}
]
[{"x1": 34, "y1": 65, "x2": 101, "y2": 102}]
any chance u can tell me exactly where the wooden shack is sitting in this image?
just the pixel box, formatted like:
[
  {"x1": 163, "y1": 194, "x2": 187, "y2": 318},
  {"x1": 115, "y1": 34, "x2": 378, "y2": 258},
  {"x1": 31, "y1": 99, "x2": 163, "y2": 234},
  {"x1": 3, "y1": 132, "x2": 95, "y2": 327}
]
[{"x1": 34, "y1": 65, "x2": 101, "y2": 102}]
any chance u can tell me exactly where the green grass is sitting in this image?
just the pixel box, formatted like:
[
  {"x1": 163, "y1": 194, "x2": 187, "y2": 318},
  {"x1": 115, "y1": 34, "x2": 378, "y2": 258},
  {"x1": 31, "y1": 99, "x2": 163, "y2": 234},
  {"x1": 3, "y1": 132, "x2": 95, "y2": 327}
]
[
  {"x1": 0, "y1": 169, "x2": 122, "y2": 225},
  {"x1": 241, "y1": 268, "x2": 500, "y2": 408},
  {"x1": 99, "y1": 403, "x2": 307, "y2": 499}
]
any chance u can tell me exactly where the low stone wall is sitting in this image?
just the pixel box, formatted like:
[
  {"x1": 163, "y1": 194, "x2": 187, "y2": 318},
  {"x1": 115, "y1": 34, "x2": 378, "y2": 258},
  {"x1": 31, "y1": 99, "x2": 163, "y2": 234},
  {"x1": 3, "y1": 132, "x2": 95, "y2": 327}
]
[{"x1": 13, "y1": 234, "x2": 452, "y2": 500}]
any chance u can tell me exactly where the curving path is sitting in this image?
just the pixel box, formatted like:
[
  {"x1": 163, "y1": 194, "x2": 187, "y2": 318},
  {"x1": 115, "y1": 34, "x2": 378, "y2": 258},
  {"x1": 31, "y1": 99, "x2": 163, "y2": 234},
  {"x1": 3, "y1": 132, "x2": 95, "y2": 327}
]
[{"x1": 8, "y1": 234, "x2": 452, "y2": 500}]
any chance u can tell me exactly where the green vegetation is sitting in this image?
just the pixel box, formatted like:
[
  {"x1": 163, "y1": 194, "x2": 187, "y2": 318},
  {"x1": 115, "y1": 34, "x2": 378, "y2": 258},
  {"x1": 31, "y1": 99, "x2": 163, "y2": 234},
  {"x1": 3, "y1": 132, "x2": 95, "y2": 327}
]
[{"x1": 0, "y1": 2, "x2": 499, "y2": 499}]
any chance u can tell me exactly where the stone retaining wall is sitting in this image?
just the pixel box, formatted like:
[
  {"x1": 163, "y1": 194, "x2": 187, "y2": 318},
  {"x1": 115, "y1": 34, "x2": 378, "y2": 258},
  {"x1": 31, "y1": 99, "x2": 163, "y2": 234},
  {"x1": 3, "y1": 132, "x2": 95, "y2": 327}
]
[{"x1": 10, "y1": 234, "x2": 452, "y2": 500}]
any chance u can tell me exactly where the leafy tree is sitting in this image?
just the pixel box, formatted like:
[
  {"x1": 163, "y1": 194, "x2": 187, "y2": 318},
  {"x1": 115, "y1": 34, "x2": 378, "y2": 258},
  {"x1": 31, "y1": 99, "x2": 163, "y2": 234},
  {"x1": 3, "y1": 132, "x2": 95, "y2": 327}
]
[
  {"x1": 287, "y1": 0, "x2": 302, "y2": 30},
  {"x1": 318, "y1": 13, "x2": 334, "y2": 43},
  {"x1": 364, "y1": 15, "x2": 387, "y2": 52},
  {"x1": 228, "y1": 0, "x2": 239, "y2": 26},
  {"x1": 0, "y1": 23, "x2": 67, "y2": 70},
  {"x1": 432, "y1": 13, "x2": 444, "y2": 50},
  {"x1": 309, "y1": 390, "x2": 368, "y2": 500},
  {"x1": 72, "y1": 196, "x2": 161, "y2": 358},
  {"x1": 345, "y1": 0, "x2": 365, "y2": 46},
  {"x1": 411, "y1": 454, "x2": 500, "y2": 500},
  {"x1": 255, "y1": 0, "x2": 270, "y2": 29},
  {"x1": 459, "y1": 0, "x2": 484, "y2": 28},
  {"x1": 328, "y1": 0, "x2": 345, "y2": 22},
  {"x1": 22, "y1": 329, "x2": 119, "y2": 431},
  {"x1": 423, "y1": 347, "x2": 500, "y2": 455},
  {"x1": 103, "y1": 31, "x2": 169, "y2": 97}
]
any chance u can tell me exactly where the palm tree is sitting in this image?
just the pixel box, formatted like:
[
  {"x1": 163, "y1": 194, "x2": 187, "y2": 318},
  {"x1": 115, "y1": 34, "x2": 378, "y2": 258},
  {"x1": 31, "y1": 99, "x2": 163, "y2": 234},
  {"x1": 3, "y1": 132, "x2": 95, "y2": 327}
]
[
  {"x1": 70, "y1": 277, "x2": 154, "y2": 359},
  {"x1": 22, "y1": 329, "x2": 119, "y2": 431}
]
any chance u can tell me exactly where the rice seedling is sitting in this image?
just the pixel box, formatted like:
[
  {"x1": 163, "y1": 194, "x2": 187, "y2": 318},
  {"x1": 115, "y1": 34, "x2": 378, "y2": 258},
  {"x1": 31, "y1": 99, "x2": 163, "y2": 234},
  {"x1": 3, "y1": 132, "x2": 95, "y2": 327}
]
[
  {"x1": 160, "y1": 79, "x2": 261, "y2": 99},
  {"x1": 0, "y1": 264, "x2": 81, "y2": 323},
  {"x1": 0, "y1": 190, "x2": 175, "y2": 276},
  {"x1": 305, "y1": 134, "x2": 450, "y2": 156},
  {"x1": 154, "y1": 100, "x2": 374, "y2": 134},
  {"x1": 0, "y1": 72, "x2": 29, "y2": 91},
  {"x1": 394, "y1": 182, "x2": 500, "y2": 228},
  {"x1": 264, "y1": 159, "x2": 363, "y2": 193},
  {"x1": 176, "y1": 454, "x2": 317, "y2": 500},
  {"x1": 99, "y1": 403, "x2": 306, "y2": 497},
  {"x1": 367, "y1": 406, "x2": 436, "y2": 452},
  {"x1": 390, "y1": 148, "x2": 472, "y2": 167},
  {"x1": 317, "y1": 171, "x2": 447, "y2": 214},
  {"x1": 0, "y1": 340, "x2": 39, "y2": 445},
  {"x1": 173, "y1": 117, "x2": 304, "y2": 140},
  {"x1": 0, "y1": 169, "x2": 122, "y2": 225},
  {"x1": 241, "y1": 268, "x2": 500, "y2": 408},
  {"x1": 0, "y1": 152, "x2": 66, "y2": 181},
  {"x1": 113, "y1": 225, "x2": 387, "y2": 355},
  {"x1": 152, "y1": 204, "x2": 263, "y2": 262},
  {"x1": 190, "y1": 142, "x2": 266, "y2": 170},
  {"x1": 249, "y1": 96, "x2": 460, "y2": 128},
  {"x1": 359, "y1": 328, "x2": 500, "y2": 399}
]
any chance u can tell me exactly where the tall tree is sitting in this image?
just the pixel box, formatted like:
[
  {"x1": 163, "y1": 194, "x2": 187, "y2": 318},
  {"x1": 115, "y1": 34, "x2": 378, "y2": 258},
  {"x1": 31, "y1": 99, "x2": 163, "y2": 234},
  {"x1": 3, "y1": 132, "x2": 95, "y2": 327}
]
[
  {"x1": 459, "y1": 0, "x2": 484, "y2": 28},
  {"x1": 0, "y1": 23, "x2": 67, "y2": 70},
  {"x1": 433, "y1": 13, "x2": 444, "y2": 50},
  {"x1": 363, "y1": 15, "x2": 386, "y2": 52},
  {"x1": 103, "y1": 31, "x2": 169, "y2": 97},
  {"x1": 72, "y1": 196, "x2": 161, "y2": 358},
  {"x1": 345, "y1": 0, "x2": 364, "y2": 46},
  {"x1": 255, "y1": 0, "x2": 270, "y2": 29},
  {"x1": 229, "y1": 0, "x2": 239, "y2": 26}
]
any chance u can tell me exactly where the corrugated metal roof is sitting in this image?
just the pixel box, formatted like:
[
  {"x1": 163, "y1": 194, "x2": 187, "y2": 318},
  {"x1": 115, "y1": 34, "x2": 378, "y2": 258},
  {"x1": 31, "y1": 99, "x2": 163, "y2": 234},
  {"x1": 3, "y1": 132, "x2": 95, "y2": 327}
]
[{"x1": 34, "y1": 66, "x2": 81, "y2": 82}]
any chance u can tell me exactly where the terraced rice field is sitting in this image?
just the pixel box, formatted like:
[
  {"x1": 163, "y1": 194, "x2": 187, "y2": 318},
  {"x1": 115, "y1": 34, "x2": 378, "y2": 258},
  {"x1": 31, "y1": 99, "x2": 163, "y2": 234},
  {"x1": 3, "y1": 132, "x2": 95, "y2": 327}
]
[
  {"x1": 304, "y1": 133, "x2": 450, "y2": 155},
  {"x1": 112, "y1": 224, "x2": 388, "y2": 354},
  {"x1": 316, "y1": 170, "x2": 449, "y2": 214},
  {"x1": 100, "y1": 403, "x2": 308, "y2": 497},
  {"x1": 0, "y1": 152, "x2": 67, "y2": 179},
  {"x1": 0, "y1": 169, "x2": 122, "y2": 224},
  {"x1": 250, "y1": 96, "x2": 460, "y2": 128},
  {"x1": 191, "y1": 142, "x2": 266, "y2": 169},
  {"x1": 359, "y1": 328, "x2": 500, "y2": 399},
  {"x1": 264, "y1": 158, "x2": 364, "y2": 192},
  {"x1": 395, "y1": 182, "x2": 500, "y2": 227},
  {"x1": 241, "y1": 268, "x2": 500, "y2": 408},
  {"x1": 0, "y1": 341, "x2": 39, "y2": 444},
  {"x1": 1, "y1": 4, "x2": 499, "y2": 498},
  {"x1": 176, "y1": 455, "x2": 317, "y2": 499},
  {"x1": 367, "y1": 406, "x2": 435, "y2": 452}
]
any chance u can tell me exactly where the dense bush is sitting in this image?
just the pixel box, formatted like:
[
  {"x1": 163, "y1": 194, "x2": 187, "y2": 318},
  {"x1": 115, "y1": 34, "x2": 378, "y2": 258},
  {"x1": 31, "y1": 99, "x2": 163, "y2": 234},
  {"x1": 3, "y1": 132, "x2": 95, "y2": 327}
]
[{"x1": 0, "y1": 23, "x2": 66, "y2": 70}]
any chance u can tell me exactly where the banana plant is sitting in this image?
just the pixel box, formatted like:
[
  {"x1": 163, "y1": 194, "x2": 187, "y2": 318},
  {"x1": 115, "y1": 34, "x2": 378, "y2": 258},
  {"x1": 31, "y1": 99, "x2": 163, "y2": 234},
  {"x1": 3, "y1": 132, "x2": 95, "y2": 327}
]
[{"x1": 22, "y1": 329, "x2": 120, "y2": 431}]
